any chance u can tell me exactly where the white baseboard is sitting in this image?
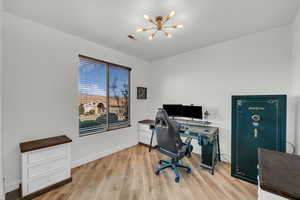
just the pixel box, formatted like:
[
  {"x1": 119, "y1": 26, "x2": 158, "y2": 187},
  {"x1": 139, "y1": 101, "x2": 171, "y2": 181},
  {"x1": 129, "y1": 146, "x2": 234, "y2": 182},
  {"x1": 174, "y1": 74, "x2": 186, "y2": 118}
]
[
  {"x1": 4, "y1": 180, "x2": 20, "y2": 194},
  {"x1": 5, "y1": 142, "x2": 138, "y2": 193}
]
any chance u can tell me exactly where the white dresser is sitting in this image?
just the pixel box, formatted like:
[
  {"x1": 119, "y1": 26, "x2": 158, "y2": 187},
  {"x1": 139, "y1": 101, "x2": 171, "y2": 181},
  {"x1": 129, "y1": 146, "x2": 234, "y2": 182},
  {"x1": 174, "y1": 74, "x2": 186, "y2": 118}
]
[
  {"x1": 20, "y1": 135, "x2": 72, "y2": 198},
  {"x1": 138, "y1": 120, "x2": 157, "y2": 147}
]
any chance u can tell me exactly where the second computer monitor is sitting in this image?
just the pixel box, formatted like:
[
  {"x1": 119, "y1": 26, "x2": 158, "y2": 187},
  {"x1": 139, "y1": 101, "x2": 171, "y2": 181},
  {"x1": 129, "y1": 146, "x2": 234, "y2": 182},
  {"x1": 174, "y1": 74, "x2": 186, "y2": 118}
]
[
  {"x1": 182, "y1": 105, "x2": 203, "y2": 119},
  {"x1": 163, "y1": 104, "x2": 183, "y2": 117},
  {"x1": 163, "y1": 104, "x2": 203, "y2": 119}
]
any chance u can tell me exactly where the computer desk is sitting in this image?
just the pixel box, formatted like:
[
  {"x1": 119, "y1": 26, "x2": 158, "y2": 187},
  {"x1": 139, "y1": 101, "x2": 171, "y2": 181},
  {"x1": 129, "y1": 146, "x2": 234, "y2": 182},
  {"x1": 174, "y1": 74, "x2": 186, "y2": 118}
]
[{"x1": 149, "y1": 119, "x2": 221, "y2": 175}]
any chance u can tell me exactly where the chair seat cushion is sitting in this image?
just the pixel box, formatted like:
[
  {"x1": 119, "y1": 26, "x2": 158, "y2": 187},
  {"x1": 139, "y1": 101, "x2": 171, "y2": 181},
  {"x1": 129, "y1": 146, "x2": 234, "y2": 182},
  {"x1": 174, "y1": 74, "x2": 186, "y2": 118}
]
[
  {"x1": 159, "y1": 148, "x2": 178, "y2": 159},
  {"x1": 159, "y1": 143, "x2": 193, "y2": 160}
]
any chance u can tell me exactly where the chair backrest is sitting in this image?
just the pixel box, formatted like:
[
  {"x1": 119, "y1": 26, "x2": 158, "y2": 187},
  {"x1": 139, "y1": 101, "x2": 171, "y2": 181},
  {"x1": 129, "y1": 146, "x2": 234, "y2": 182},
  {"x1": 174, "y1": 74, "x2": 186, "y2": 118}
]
[{"x1": 155, "y1": 108, "x2": 184, "y2": 154}]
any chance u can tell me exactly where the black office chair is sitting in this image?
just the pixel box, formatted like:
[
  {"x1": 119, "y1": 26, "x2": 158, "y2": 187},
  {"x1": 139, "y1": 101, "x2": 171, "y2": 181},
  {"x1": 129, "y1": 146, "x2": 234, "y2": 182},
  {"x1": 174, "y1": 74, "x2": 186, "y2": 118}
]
[{"x1": 154, "y1": 108, "x2": 193, "y2": 183}]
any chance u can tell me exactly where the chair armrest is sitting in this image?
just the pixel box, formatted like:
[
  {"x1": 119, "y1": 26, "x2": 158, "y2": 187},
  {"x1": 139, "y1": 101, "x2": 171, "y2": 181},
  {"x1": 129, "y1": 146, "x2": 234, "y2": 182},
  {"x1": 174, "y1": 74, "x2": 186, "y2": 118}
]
[
  {"x1": 179, "y1": 139, "x2": 192, "y2": 154},
  {"x1": 184, "y1": 137, "x2": 192, "y2": 145}
]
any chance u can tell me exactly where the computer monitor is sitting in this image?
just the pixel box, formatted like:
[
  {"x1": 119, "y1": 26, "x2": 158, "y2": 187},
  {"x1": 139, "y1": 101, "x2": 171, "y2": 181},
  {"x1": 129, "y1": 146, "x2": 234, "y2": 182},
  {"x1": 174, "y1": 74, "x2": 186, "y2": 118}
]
[
  {"x1": 182, "y1": 105, "x2": 202, "y2": 119},
  {"x1": 163, "y1": 104, "x2": 183, "y2": 117}
]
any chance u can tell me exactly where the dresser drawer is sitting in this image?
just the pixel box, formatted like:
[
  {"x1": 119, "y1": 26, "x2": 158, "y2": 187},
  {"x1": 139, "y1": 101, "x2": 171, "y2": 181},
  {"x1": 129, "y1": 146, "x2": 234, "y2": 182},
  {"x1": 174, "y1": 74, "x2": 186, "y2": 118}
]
[
  {"x1": 139, "y1": 130, "x2": 151, "y2": 138},
  {"x1": 27, "y1": 144, "x2": 67, "y2": 165},
  {"x1": 27, "y1": 169, "x2": 69, "y2": 194},
  {"x1": 139, "y1": 124, "x2": 151, "y2": 132},
  {"x1": 27, "y1": 158, "x2": 68, "y2": 179},
  {"x1": 139, "y1": 132, "x2": 157, "y2": 146},
  {"x1": 139, "y1": 134, "x2": 150, "y2": 145}
]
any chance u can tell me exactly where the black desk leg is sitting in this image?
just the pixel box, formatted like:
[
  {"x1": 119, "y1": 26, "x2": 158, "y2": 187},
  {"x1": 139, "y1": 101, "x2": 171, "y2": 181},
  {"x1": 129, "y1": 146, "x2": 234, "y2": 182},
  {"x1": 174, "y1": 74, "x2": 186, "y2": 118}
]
[
  {"x1": 217, "y1": 133, "x2": 221, "y2": 161},
  {"x1": 149, "y1": 129, "x2": 155, "y2": 152},
  {"x1": 211, "y1": 133, "x2": 221, "y2": 175},
  {"x1": 211, "y1": 141, "x2": 217, "y2": 175}
]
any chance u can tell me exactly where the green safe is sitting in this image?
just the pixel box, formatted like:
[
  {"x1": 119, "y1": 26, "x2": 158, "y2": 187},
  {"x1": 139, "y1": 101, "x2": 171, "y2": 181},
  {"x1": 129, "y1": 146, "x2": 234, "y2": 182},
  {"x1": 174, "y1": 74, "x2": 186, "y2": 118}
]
[{"x1": 231, "y1": 95, "x2": 286, "y2": 184}]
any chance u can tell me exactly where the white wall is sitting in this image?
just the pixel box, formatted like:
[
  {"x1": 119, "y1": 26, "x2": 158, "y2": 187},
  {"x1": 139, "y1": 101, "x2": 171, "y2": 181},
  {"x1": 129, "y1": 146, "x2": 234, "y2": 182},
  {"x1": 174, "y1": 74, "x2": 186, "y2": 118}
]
[
  {"x1": 292, "y1": 9, "x2": 300, "y2": 155},
  {"x1": 2, "y1": 13, "x2": 152, "y2": 192},
  {"x1": 0, "y1": 0, "x2": 4, "y2": 199},
  {"x1": 150, "y1": 26, "x2": 294, "y2": 159}
]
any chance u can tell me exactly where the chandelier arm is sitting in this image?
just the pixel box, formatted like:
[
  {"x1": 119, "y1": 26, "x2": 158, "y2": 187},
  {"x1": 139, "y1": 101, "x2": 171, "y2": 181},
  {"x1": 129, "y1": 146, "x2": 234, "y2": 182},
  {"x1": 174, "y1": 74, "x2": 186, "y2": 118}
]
[
  {"x1": 137, "y1": 26, "x2": 157, "y2": 32},
  {"x1": 148, "y1": 30, "x2": 158, "y2": 40},
  {"x1": 151, "y1": 21, "x2": 158, "y2": 26},
  {"x1": 146, "y1": 18, "x2": 157, "y2": 25},
  {"x1": 162, "y1": 30, "x2": 172, "y2": 38},
  {"x1": 162, "y1": 16, "x2": 171, "y2": 24},
  {"x1": 162, "y1": 30, "x2": 169, "y2": 35},
  {"x1": 144, "y1": 27, "x2": 158, "y2": 31},
  {"x1": 162, "y1": 25, "x2": 177, "y2": 29},
  {"x1": 152, "y1": 30, "x2": 158, "y2": 37},
  {"x1": 163, "y1": 24, "x2": 183, "y2": 29},
  {"x1": 162, "y1": 11, "x2": 175, "y2": 24}
]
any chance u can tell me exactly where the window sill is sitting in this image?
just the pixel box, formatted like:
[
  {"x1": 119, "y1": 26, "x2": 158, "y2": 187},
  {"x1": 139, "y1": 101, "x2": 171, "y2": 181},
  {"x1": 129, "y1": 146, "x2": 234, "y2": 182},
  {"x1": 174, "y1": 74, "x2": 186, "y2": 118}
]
[{"x1": 79, "y1": 124, "x2": 131, "y2": 138}]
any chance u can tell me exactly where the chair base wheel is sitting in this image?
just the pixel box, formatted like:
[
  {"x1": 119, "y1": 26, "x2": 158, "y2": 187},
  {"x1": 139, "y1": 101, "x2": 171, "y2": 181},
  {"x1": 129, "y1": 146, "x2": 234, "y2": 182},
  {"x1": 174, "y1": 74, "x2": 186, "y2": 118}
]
[{"x1": 155, "y1": 159, "x2": 191, "y2": 183}]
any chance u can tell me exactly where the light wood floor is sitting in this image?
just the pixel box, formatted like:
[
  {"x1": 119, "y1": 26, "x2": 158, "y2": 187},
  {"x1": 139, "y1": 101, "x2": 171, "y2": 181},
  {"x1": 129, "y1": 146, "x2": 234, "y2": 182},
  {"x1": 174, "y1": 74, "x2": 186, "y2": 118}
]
[{"x1": 33, "y1": 145, "x2": 257, "y2": 200}]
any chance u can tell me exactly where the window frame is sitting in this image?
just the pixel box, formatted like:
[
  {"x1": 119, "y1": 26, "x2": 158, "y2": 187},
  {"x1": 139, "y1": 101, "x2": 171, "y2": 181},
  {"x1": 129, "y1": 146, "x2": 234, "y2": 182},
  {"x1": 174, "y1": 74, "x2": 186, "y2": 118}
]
[{"x1": 78, "y1": 55, "x2": 131, "y2": 137}]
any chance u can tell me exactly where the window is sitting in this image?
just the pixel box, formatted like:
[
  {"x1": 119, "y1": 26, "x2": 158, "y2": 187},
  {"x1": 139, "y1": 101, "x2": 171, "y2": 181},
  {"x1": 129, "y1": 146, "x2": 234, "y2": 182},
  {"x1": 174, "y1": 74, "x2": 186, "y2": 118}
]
[{"x1": 78, "y1": 55, "x2": 131, "y2": 136}]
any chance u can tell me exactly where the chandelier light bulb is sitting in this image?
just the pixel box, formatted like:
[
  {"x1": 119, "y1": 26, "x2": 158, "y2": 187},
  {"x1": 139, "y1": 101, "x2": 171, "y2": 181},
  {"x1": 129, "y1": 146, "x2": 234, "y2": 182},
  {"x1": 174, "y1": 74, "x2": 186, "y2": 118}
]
[
  {"x1": 148, "y1": 35, "x2": 153, "y2": 40},
  {"x1": 144, "y1": 14, "x2": 150, "y2": 20},
  {"x1": 177, "y1": 24, "x2": 184, "y2": 28},
  {"x1": 169, "y1": 11, "x2": 175, "y2": 17},
  {"x1": 136, "y1": 28, "x2": 143, "y2": 32}
]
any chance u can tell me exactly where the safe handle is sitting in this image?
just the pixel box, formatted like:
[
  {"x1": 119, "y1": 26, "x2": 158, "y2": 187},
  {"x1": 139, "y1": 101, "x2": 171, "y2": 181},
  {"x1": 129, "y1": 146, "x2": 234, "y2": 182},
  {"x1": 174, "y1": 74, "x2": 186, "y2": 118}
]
[{"x1": 254, "y1": 128, "x2": 258, "y2": 138}]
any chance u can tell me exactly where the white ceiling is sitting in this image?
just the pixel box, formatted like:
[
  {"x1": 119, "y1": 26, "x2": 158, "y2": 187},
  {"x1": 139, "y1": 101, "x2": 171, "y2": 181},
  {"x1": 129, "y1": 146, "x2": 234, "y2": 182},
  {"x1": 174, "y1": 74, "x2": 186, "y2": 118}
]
[{"x1": 4, "y1": 0, "x2": 300, "y2": 61}]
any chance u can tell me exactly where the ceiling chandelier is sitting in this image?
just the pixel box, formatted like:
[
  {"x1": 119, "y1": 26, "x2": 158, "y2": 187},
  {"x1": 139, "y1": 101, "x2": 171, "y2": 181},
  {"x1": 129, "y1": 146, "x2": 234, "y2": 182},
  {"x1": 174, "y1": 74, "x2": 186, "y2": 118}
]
[{"x1": 136, "y1": 11, "x2": 183, "y2": 40}]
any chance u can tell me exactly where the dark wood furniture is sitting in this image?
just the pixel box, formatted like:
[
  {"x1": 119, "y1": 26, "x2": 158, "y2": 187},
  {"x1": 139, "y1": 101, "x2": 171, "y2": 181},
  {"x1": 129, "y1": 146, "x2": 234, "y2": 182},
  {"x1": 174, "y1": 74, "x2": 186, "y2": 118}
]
[
  {"x1": 20, "y1": 135, "x2": 72, "y2": 153},
  {"x1": 259, "y1": 148, "x2": 300, "y2": 199}
]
